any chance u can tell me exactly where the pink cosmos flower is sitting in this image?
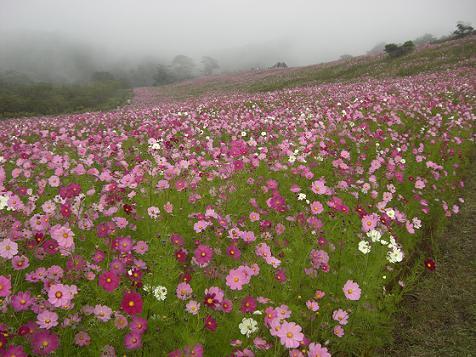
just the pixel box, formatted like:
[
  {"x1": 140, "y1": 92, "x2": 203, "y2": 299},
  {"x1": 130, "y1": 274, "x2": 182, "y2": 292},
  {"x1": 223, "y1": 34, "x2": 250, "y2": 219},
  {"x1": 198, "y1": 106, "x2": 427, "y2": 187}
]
[
  {"x1": 332, "y1": 309, "x2": 349, "y2": 325},
  {"x1": 308, "y1": 343, "x2": 331, "y2": 357},
  {"x1": 361, "y1": 214, "x2": 378, "y2": 232},
  {"x1": 249, "y1": 212, "x2": 260, "y2": 222},
  {"x1": 37, "y1": 310, "x2": 59, "y2": 329},
  {"x1": 277, "y1": 321, "x2": 304, "y2": 348},
  {"x1": 343, "y1": 280, "x2": 361, "y2": 300},
  {"x1": 48, "y1": 283, "x2": 73, "y2": 308},
  {"x1": 310, "y1": 201, "x2": 324, "y2": 214},
  {"x1": 94, "y1": 304, "x2": 113, "y2": 322},
  {"x1": 0, "y1": 239, "x2": 18, "y2": 259},
  {"x1": 185, "y1": 300, "x2": 200, "y2": 315},
  {"x1": 311, "y1": 179, "x2": 328, "y2": 195},
  {"x1": 12, "y1": 255, "x2": 30, "y2": 270},
  {"x1": 176, "y1": 282, "x2": 193, "y2": 300},
  {"x1": 334, "y1": 324, "x2": 345, "y2": 337},
  {"x1": 11, "y1": 291, "x2": 33, "y2": 311},
  {"x1": 226, "y1": 268, "x2": 247, "y2": 290},
  {"x1": 74, "y1": 331, "x2": 91, "y2": 347}
]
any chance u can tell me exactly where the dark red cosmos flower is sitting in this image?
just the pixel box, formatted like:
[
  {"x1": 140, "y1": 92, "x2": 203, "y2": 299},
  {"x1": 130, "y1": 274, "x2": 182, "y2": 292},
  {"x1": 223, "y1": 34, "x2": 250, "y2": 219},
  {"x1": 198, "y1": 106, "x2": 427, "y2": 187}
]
[
  {"x1": 179, "y1": 272, "x2": 192, "y2": 283},
  {"x1": 204, "y1": 293, "x2": 218, "y2": 308},
  {"x1": 123, "y1": 204, "x2": 134, "y2": 214},
  {"x1": 424, "y1": 258, "x2": 436, "y2": 271},
  {"x1": 175, "y1": 249, "x2": 188, "y2": 263},
  {"x1": 204, "y1": 315, "x2": 217, "y2": 331},
  {"x1": 98, "y1": 271, "x2": 120, "y2": 292},
  {"x1": 121, "y1": 291, "x2": 143, "y2": 315},
  {"x1": 240, "y1": 296, "x2": 257, "y2": 313}
]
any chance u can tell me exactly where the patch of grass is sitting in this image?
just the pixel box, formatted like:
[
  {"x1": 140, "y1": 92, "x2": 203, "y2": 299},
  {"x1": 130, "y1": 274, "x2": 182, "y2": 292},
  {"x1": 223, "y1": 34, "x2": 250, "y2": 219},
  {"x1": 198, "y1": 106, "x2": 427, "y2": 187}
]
[
  {"x1": 0, "y1": 80, "x2": 132, "y2": 119},
  {"x1": 382, "y1": 154, "x2": 476, "y2": 356}
]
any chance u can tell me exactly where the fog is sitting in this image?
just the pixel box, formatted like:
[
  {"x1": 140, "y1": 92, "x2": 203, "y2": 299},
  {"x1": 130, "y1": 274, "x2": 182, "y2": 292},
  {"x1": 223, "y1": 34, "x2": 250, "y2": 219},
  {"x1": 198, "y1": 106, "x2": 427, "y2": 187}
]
[{"x1": 1, "y1": 0, "x2": 475, "y2": 84}]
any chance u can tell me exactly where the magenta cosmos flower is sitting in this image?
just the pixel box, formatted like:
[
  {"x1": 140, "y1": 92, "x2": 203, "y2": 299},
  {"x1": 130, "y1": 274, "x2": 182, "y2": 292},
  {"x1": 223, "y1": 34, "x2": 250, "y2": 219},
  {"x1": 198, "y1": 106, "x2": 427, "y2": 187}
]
[
  {"x1": 121, "y1": 291, "x2": 143, "y2": 315},
  {"x1": 98, "y1": 271, "x2": 120, "y2": 292},
  {"x1": 2, "y1": 345, "x2": 28, "y2": 357},
  {"x1": 0, "y1": 275, "x2": 12, "y2": 297},
  {"x1": 31, "y1": 330, "x2": 60, "y2": 355},
  {"x1": 124, "y1": 332, "x2": 142, "y2": 350},
  {"x1": 194, "y1": 244, "x2": 213, "y2": 266},
  {"x1": 343, "y1": 280, "x2": 361, "y2": 300}
]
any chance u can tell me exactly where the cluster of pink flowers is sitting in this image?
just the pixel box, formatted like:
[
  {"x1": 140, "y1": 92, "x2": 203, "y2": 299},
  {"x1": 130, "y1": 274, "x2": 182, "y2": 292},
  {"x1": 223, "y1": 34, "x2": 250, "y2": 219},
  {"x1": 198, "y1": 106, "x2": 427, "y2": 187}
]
[{"x1": 0, "y1": 67, "x2": 473, "y2": 356}]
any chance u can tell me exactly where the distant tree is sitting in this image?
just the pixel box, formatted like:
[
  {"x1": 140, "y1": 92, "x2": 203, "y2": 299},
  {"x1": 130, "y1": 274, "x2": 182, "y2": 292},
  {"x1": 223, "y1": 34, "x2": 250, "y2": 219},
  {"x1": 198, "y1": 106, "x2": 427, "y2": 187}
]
[
  {"x1": 384, "y1": 41, "x2": 415, "y2": 58},
  {"x1": 339, "y1": 54, "x2": 353, "y2": 60},
  {"x1": 154, "y1": 64, "x2": 176, "y2": 86},
  {"x1": 91, "y1": 71, "x2": 115, "y2": 82},
  {"x1": 453, "y1": 22, "x2": 474, "y2": 38},
  {"x1": 271, "y1": 62, "x2": 288, "y2": 69},
  {"x1": 201, "y1": 56, "x2": 220, "y2": 75},
  {"x1": 172, "y1": 55, "x2": 195, "y2": 79}
]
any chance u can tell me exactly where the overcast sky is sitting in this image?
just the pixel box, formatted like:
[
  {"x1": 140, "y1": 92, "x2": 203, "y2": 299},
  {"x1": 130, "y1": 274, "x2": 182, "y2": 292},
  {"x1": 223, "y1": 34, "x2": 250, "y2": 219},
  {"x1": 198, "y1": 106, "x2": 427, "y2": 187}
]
[{"x1": 1, "y1": 0, "x2": 475, "y2": 74}]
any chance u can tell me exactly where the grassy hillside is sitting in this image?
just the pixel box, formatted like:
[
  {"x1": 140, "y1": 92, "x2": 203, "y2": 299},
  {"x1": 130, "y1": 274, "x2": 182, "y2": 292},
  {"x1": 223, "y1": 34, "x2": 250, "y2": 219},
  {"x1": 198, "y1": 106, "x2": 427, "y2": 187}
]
[
  {"x1": 153, "y1": 35, "x2": 476, "y2": 99},
  {"x1": 0, "y1": 80, "x2": 131, "y2": 119}
]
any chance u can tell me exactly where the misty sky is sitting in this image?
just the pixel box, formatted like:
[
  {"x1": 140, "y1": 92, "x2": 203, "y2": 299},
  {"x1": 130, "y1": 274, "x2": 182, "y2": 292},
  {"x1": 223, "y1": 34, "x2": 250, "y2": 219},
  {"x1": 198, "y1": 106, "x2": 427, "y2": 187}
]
[{"x1": 1, "y1": 0, "x2": 476, "y2": 73}]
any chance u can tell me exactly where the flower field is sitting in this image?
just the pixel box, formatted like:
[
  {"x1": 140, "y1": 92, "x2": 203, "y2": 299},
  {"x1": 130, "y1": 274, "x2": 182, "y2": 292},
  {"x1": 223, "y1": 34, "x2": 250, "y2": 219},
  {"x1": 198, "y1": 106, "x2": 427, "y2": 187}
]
[{"x1": 0, "y1": 66, "x2": 475, "y2": 356}]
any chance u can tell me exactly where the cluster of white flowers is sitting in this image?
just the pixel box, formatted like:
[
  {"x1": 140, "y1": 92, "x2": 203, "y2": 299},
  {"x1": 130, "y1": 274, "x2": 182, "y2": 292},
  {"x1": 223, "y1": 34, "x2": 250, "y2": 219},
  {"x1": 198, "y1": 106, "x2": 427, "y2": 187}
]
[
  {"x1": 148, "y1": 138, "x2": 162, "y2": 151},
  {"x1": 386, "y1": 236, "x2": 404, "y2": 263},
  {"x1": 0, "y1": 194, "x2": 11, "y2": 211},
  {"x1": 360, "y1": 229, "x2": 403, "y2": 263},
  {"x1": 239, "y1": 317, "x2": 258, "y2": 337},
  {"x1": 143, "y1": 285, "x2": 168, "y2": 301},
  {"x1": 288, "y1": 155, "x2": 296, "y2": 164}
]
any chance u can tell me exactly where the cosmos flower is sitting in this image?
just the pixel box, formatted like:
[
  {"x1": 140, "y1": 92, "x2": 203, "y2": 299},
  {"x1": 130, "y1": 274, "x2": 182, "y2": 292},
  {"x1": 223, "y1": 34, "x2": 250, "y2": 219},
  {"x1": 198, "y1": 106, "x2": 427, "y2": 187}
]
[
  {"x1": 343, "y1": 280, "x2": 361, "y2": 301},
  {"x1": 121, "y1": 292, "x2": 143, "y2": 315},
  {"x1": 277, "y1": 321, "x2": 304, "y2": 348}
]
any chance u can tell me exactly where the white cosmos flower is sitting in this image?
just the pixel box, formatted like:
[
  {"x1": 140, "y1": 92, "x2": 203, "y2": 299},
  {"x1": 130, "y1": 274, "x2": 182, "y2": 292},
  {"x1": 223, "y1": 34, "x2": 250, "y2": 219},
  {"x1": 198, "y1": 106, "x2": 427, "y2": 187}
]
[
  {"x1": 239, "y1": 317, "x2": 258, "y2": 337},
  {"x1": 288, "y1": 155, "x2": 296, "y2": 163},
  {"x1": 153, "y1": 286, "x2": 168, "y2": 301},
  {"x1": 297, "y1": 193, "x2": 307, "y2": 201},
  {"x1": 386, "y1": 209, "x2": 395, "y2": 219},
  {"x1": 387, "y1": 248, "x2": 404, "y2": 263},
  {"x1": 0, "y1": 195, "x2": 9, "y2": 210},
  {"x1": 366, "y1": 230, "x2": 382, "y2": 242},
  {"x1": 358, "y1": 241, "x2": 371, "y2": 254}
]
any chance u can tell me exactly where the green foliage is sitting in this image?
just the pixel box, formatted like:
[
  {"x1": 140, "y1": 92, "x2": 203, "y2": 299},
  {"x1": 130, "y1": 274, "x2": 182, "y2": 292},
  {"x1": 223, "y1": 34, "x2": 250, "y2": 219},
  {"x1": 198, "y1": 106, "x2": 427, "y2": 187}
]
[
  {"x1": 453, "y1": 22, "x2": 474, "y2": 38},
  {"x1": 384, "y1": 41, "x2": 415, "y2": 58},
  {"x1": 0, "y1": 80, "x2": 131, "y2": 119}
]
